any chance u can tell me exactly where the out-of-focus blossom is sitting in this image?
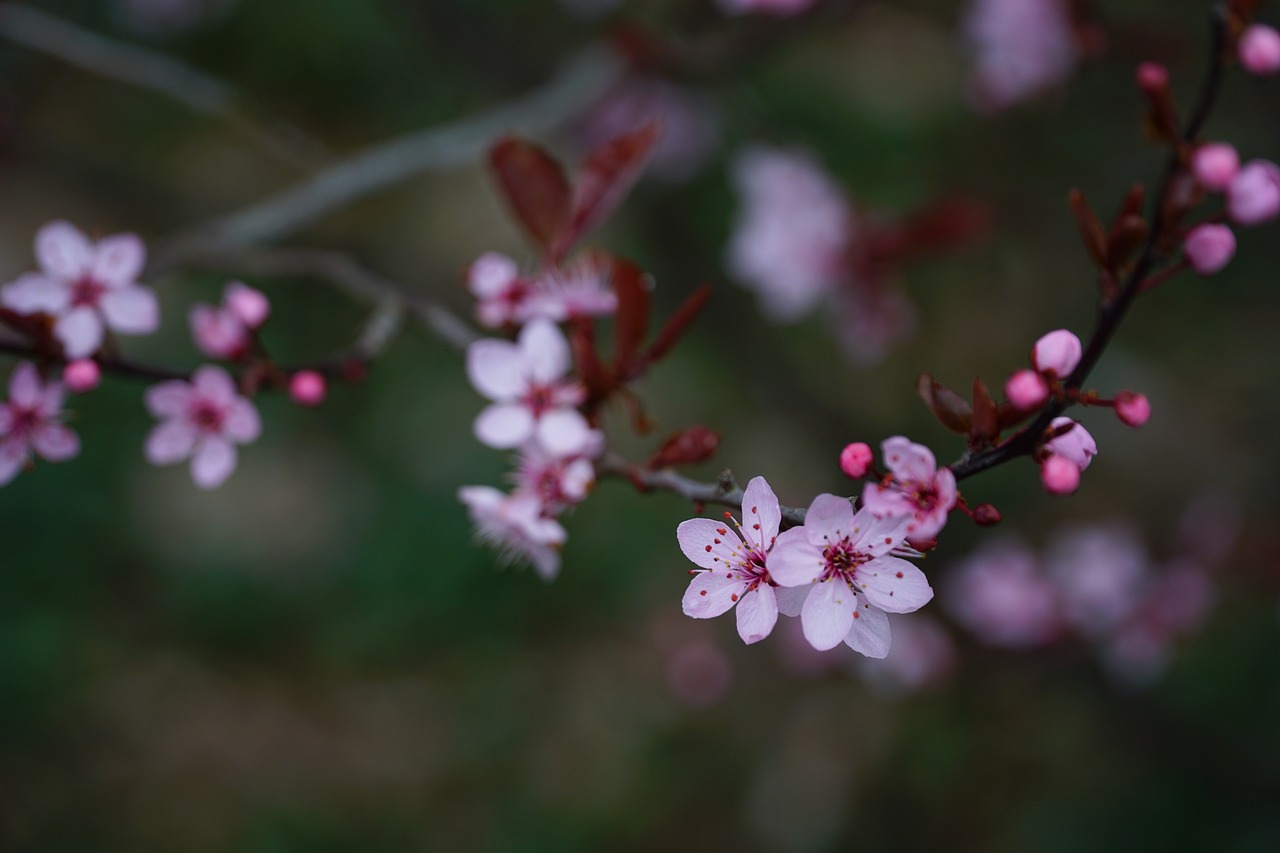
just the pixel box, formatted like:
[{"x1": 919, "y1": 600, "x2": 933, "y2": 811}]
[
  {"x1": 945, "y1": 538, "x2": 1060, "y2": 648},
  {"x1": 524, "y1": 256, "x2": 618, "y2": 322},
  {"x1": 1006, "y1": 369, "x2": 1049, "y2": 409},
  {"x1": 861, "y1": 436, "x2": 957, "y2": 541},
  {"x1": 288, "y1": 370, "x2": 327, "y2": 406},
  {"x1": 718, "y1": 0, "x2": 818, "y2": 15},
  {"x1": 189, "y1": 281, "x2": 269, "y2": 360},
  {"x1": 1040, "y1": 455, "x2": 1080, "y2": 494},
  {"x1": 514, "y1": 444, "x2": 596, "y2": 514},
  {"x1": 678, "y1": 477, "x2": 783, "y2": 645},
  {"x1": 1114, "y1": 391, "x2": 1151, "y2": 427},
  {"x1": 857, "y1": 615, "x2": 957, "y2": 696},
  {"x1": 1102, "y1": 561, "x2": 1215, "y2": 686},
  {"x1": 1183, "y1": 224, "x2": 1236, "y2": 275},
  {"x1": 832, "y1": 285, "x2": 917, "y2": 366},
  {"x1": 144, "y1": 366, "x2": 261, "y2": 489},
  {"x1": 469, "y1": 252, "x2": 530, "y2": 329},
  {"x1": 839, "y1": 442, "x2": 873, "y2": 479},
  {"x1": 1045, "y1": 523, "x2": 1148, "y2": 639},
  {"x1": 2, "y1": 220, "x2": 158, "y2": 359},
  {"x1": 1226, "y1": 160, "x2": 1280, "y2": 226},
  {"x1": 0, "y1": 362, "x2": 79, "y2": 485},
  {"x1": 1238, "y1": 24, "x2": 1280, "y2": 76},
  {"x1": 459, "y1": 485, "x2": 565, "y2": 581},
  {"x1": 1191, "y1": 142, "x2": 1240, "y2": 191},
  {"x1": 1032, "y1": 329, "x2": 1082, "y2": 378},
  {"x1": 962, "y1": 0, "x2": 1078, "y2": 112},
  {"x1": 62, "y1": 359, "x2": 101, "y2": 394}
]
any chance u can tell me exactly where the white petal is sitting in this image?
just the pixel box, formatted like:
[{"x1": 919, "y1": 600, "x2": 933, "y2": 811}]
[
  {"x1": 466, "y1": 339, "x2": 525, "y2": 400},
  {"x1": 857, "y1": 556, "x2": 934, "y2": 614},
  {"x1": 2, "y1": 273, "x2": 70, "y2": 315},
  {"x1": 145, "y1": 420, "x2": 196, "y2": 465},
  {"x1": 224, "y1": 398, "x2": 261, "y2": 443},
  {"x1": 843, "y1": 603, "x2": 891, "y2": 659},
  {"x1": 535, "y1": 408, "x2": 593, "y2": 457},
  {"x1": 99, "y1": 286, "x2": 159, "y2": 334},
  {"x1": 766, "y1": 528, "x2": 823, "y2": 586},
  {"x1": 54, "y1": 308, "x2": 104, "y2": 359},
  {"x1": 682, "y1": 572, "x2": 746, "y2": 619},
  {"x1": 474, "y1": 403, "x2": 534, "y2": 448},
  {"x1": 677, "y1": 517, "x2": 750, "y2": 569},
  {"x1": 145, "y1": 381, "x2": 192, "y2": 418},
  {"x1": 90, "y1": 233, "x2": 146, "y2": 288},
  {"x1": 191, "y1": 437, "x2": 237, "y2": 489},
  {"x1": 468, "y1": 252, "x2": 519, "y2": 298},
  {"x1": 518, "y1": 317, "x2": 571, "y2": 384},
  {"x1": 741, "y1": 476, "x2": 782, "y2": 551},
  {"x1": 803, "y1": 493, "x2": 856, "y2": 547},
  {"x1": 32, "y1": 424, "x2": 79, "y2": 461},
  {"x1": 801, "y1": 578, "x2": 858, "y2": 651},
  {"x1": 35, "y1": 220, "x2": 92, "y2": 280},
  {"x1": 736, "y1": 585, "x2": 778, "y2": 644},
  {"x1": 851, "y1": 509, "x2": 912, "y2": 557},
  {"x1": 774, "y1": 584, "x2": 811, "y2": 617}
]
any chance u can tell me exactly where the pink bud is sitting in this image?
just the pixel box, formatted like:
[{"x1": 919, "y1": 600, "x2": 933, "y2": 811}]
[
  {"x1": 1183, "y1": 224, "x2": 1236, "y2": 275},
  {"x1": 1044, "y1": 416, "x2": 1097, "y2": 470},
  {"x1": 1239, "y1": 24, "x2": 1280, "y2": 76},
  {"x1": 839, "y1": 442, "x2": 873, "y2": 479},
  {"x1": 1114, "y1": 391, "x2": 1151, "y2": 428},
  {"x1": 1040, "y1": 455, "x2": 1081, "y2": 495},
  {"x1": 1227, "y1": 160, "x2": 1280, "y2": 225},
  {"x1": 1032, "y1": 329, "x2": 1082, "y2": 379},
  {"x1": 1191, "y1": 142, "x2": 1240, "y2": 192},
  {"x1": 225, "y1": 281, "x2": 270, "y2": 329},
  {"x1": 1135, "y1": 61, "x2": 1169, "y2": 92},
  {"x1": 289, "y1": 370, "x2": 327, "y2": 406},
  {"x1": 1005, "y1": 369, "x2": 1050, "y2": 410},
  {"x1": 468, "y1": 252, "x2": 520, "y2": 297},
  {"x1": 62, "y1": 359, "x2": 100, "y2": 393}
]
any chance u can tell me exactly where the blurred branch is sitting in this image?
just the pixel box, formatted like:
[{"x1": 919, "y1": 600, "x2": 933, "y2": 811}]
[
  {"x1": 0, "y1": 3, "x2": 325, "y2": 169},
  {"x1": 154, "y1": 47, "x2": 624, "y2": 266}
]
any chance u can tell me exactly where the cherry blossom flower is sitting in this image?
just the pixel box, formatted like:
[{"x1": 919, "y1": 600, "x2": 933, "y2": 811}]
[
  {"x1": 945, "y1": 537, "x2": 1061, "y2": 648},
  {"x1": 678, "y1": 477, "x2": 784, "y2": 644},
  {"x1": 1, "y1": 220, "x2": 158, "y2": 359},
  {"x1": 861, "y1": 436, "x2": 957, "y2": 541},
  {"x1": 469, "y1": 252, "x2": 531, "y2": 329},
  {"x1": 1033, "y1": 329, "x2": 1082, "y2": 378},
  {"x1": 768, "y1": 495, "x2": 932, "y2": 655},
  {"x1": 0, "y1": 362, "x2": 79, "y2": 485},
  {"x1": 1183, "y1": 224, "x2": 1236, "y2": 275},
  {"x1": 1191, "y1": 142, "x2": 1240, "y2": 191},
  {"x1": 1043, "y1": 417, "x2": 1097, "y2": 469},
  {"x1": 513, "y1": 444, "x2": 597, "y2": 514},
  {"x1": 144, "y1": 366, "x2": 261, "y2": 489},
  {"x1": 1226, "y1": 160, "x2": 1280, "y2": 225},
  {"x1": 962, "y1": 0, "x2": 1078, "y2": 112},
  {"x1": 1045, "y1": 523, "x2": 1148, "y2": 639},
  {"x1": 62, "y1": 359, "x2": 101, "y2": 394},
  {"x1": 1040, "y1": 455, "x2": 1080, "y2": 494},
  {"x1": 459, "y1": 485, "x2": 566, "y2": 580},
  {"x1": 1114, "y1": 391, "x2": 1151, "y2": 427},
  {"x1": 189, "y1": 281, "x2": 269, "y2": 359},
  {"x1": 839, "y1": 442, "x2": 872, "y2": 479},
  {"x1": 524, "y1": 256, "x2": 618, "y2": 322},
  {"x1": 1005, "y1": 369, "x2": 1049, "y2": 409},
  {"x1": 288, "y1": 370, "x2": 326, "y2": 406},
  {"x1": 1238, "y1": 24, "x2": 1280, "y2": 76},
  {"x1": 466, "y1": 318, "x2": 594, "y2": 458}
]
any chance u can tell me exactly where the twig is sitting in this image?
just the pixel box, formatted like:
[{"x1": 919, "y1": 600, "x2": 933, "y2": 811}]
[{"x1": 153, "y1": 47, "x2": 624, "y2": 267}]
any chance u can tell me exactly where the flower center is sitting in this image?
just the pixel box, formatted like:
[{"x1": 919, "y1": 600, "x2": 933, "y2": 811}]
[
  {"x1": 524, "y1": 385, "x2": 555, "y2": 416},
  {"x1": 70, "y1": 276, "x2": 106, "y2": 308},
  {"x1": 6, "y1": 405, "x2": 40, "y2": 438},
  {"x1": 189, "y1": 400, "x2": 225, "y2": 433},
  {"x1": 821, "y1": 538, "x2": 867, "y2": 581}
]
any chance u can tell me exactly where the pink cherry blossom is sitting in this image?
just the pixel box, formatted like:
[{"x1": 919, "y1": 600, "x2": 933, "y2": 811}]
[
  {"x1": 288, "y1": 370, "x2": 326, "y2": 406},
  {"x1": 717, "y1": 0, "x2": 818, "y2": 16},
  {"x1": 1183, "y1": 224, "x2": 1236, "y2": 275},
  {"x1": 469, "y1": 252, "x2": 531, "y2": 329},
  {"x1": 678, "y1": 476, "x2": 784, "y2": 645},
  {"x1": 1114, "y1": 390, "x2": 1150, "y2": 427},
  {"x1": 1032, "y1": 328, "x2": 1082, "y2": 378},
  {"x1": 1045, "y1": 522, "x2": 1148, "y2": 639},
  {"x1": 1043, "y1": 417, "x2": 1096, "y2": 470},
  {"x1": 225, "y1": 281, "x2": 270, "y2": 328},
  {"x1": 459, "y1": 485, "x2": 565, "y2": 581},
  {"x1": 768, "y1": 495, "x2": 932, "y2": 655},
  {"x1": 466, "y1": 318, "x2": 594, "y2": 458},
  {"x1": 1102, "y1": 561, "x2": 1215, "y2": 686},
  {"x1": 860, "y1": 436, "x2": 957, "y2": 541},
  {"x1": 1239, "y1": 24, "x2": 1280, "y2": 76},
  {"x1": 190, "y1": 280, "x2": 270, "y2": 359},
  {"x1": 1, "y1": 220, "x2": 158, "y2": 359},
  {"x1": 1191, "y1": 142, "x2": 1240, "y2": 191},
  {"x1": 524, "y1": 255, "x2": 618, "y2": 323},
  {"x1": 839, "y1": 442, "x2": 873, "y2": 479},
  {"x1": 963, "y1": 0, "x2": 1078, "y2": 112},
  {"x1": 1226, "y1": 160, "x2": 1280, "y2": 225},
  {"x1": 0, "y1": 362, "x2": 80, "y2": 485},
  {"x1": 62, "y1": 359, "x2": 101, "y2": 394},
  {"x1": 513, "y1": 444, "x2": 596, "y2": 514},
  {"x1": 944, "y1": 538, "x2": 1060, "y2": 648},
  {"x1": 1040, "y1": 454, "x2": 1080, "y2": 494},
  {"x1": 1005, "y1": 369, "x2": 1050, "y2": 409},
  {"x1": 144, "y1": 366, "x2": 261, "y2": 489}
]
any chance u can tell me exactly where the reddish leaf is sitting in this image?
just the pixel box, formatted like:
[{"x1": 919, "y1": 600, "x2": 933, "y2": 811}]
[
  {"x1": 611, "y1": 255, "x2": 652, "y2": 374},
  {"x1": 553, "y1": 122, "x2": 661, "y2": 258},
  {"x1": 646, "y1": 426, "x2": 720, "y2": 469},
  {"x1": 488, "y1": 137, "x2": 571, "y2": 251},
  {"x1": 644, "y1": 283, "x2": 711, "y2": 365},
  {"x1": 916, "y1": 374, "x2": 972, "y2": 435},
  {"x1": 567, "y1": 317, "x2": 611, "y2": 405},
  {"x1": 971, "y1": 378, "x2": 999, "y2": 444},
  {"x1": 1068, "y1": 189, "x2": 1108, "y2": 269}
]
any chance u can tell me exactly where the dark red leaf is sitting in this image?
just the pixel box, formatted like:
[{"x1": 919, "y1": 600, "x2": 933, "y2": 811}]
[
  {"x1": 611, "y1": 255, "x2": 651, "y2": 375},
  {"x1": 488, "y1": 137, "x2": 572, "y2": 251},
  {"x1": 916, "y1": 374, "x2": 972, "y2": 435},
  {"x1": 554, "y1": 122, "x2": 661, "y2": 257},
  {"x1": 644, "y1": 283, "x2": 711, "y2": 365},
  {"x1": 1068, "y1": 189, "x2": 1109, "y2": 270},
  {"x1": 646, "y1": 426, "x2": 720, "y2": 469},
  {"x1": 971, "y1": 378, "x2": 999, "y2": 444},
  {"x1": 567, "y1": 317, "x2": 611, "y2": 406}
]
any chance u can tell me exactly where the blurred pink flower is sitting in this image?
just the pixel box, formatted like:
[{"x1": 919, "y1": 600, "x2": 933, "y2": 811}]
[
  {"x1": 1045, "y1": 523, "x2": 1148, "y2": 639},
  {"x1": 1184, "y1": 224, "x2": 1236, "y2": 275},
  {"x1": 189, "y1": 281, "x2": 268, "y2": 360},
  {"x1": 1238, "y1": 24, "x2": 1280, "y2": 76},
  {"x1": 469, "y1": 252, "x2": 531, "y2": 329},
  {"x1": 945, "y1": 538, "x2": 1061, "y2": 648},
  {"x1": 144, "y1": 366, "x2": 261, "y2": 489},
  {"x1": 963, "y1": 0, "x2": 1078, "y2": 112},
  {"x1": 0, "y1": 362, "x2": 79, "y2": 485},
  {"x1": 524, "y1": 256, "x2": 618, "y2": 323},
  {"x1": 1102, "y1": 562, "x2": 1215, "y2": 686},
  {"x1": 1033, "y1": 328, "x2": 1082, "y2": 378},
  {"x1": 1226, "y1": 160, "x2": 1280, "y2": 226},
  {"x1": 861, "y1": 436, "x2": 957, "y2": 541},
  {"x1": 514, "y1": 444, "x2": 597, "y2": 514},
  {"x1": 459, "y1": 485, "x2": 565, "y2": 581},
  {"x1": 1191, "y1": 142, "x2": 1240, "y2": 191}
]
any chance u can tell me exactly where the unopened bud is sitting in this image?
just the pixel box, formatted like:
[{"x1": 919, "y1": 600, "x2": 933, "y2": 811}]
[
  {"x1": 1040, "y1": 455, "x2": 1081, "y2": 495},
  {"x1": 289, "y1": 370, "x2": 327, "y2": 406},
  {"x1": 1115, "y1": 391, "x2": 1151, "y2": 428},
  {"x1": 972, "y1": 503, "x2": 1002, "y2": 526},
  {"x1": 839, "y1": 442, "x2": 874, "y2": 479},
  {"x1": 62, "y1": 359, "x2": 100, "y2": 393},
  {"x1": 1004, "y1": 369, "x2": 1049, "y2": 410}
]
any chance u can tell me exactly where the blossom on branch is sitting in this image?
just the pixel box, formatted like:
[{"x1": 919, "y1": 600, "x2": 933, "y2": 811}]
[
  {"x1": 143, "y1": 366, "x2": 261, "y2": 489},
  {"x1": 459, "y1": 486, "x2": 566, "y2": 581},
  {"x1": 861, "y1": 436, "x2": 958, "y2": 541},
  {"x1": 189, "y1": 280, "x2": 269, "y2": 359},
  {"x1": 0, "y1": 362, "x2": 80, "y2": 485},
  {"x1": 962, "y1": 0, "x2": 1079, "y2": 112}
]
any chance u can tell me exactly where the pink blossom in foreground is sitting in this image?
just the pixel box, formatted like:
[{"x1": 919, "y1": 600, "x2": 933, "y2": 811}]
[
  {"x1": 861, "y1": 436, "x2": 957, "y2": 541},
  {"x1": 717, "y1": 0, "x2": 817, "y2": 16},
  {"x1": 1, "y1": 220, "x2": 158, "y2": 359},
  {"x1": 962, "y1": 0, "x2": 1078, "y2": 112},
  {"x1": 726, "y1": 146, "x2": 853, "y2": 321},
  {"x1": 678, "y1": 477, "x2": 783, "y2": 645},
  {"x1": 144, "y1": 366, "x2": 261, "y2": 489},
  {"x1": 1183, "y1": 224, "x2": 1236, "y2": 275},
  {"x1": 189, "y1": 281, "x2": 269, "y2": 359},
  {"x1": 1226, "y1": 160, "x2": 1280, "y2": 226},
  {"x1": 768, "y1": 495, "x2": 932, "y2": 656},
  {"x1": 945, "y1": 538, "x2": 1060, "y2": 648},
  {"x1": 514, "y1": 444, "x2": 596, "y2": 514},
  {"x1": 469, "y1": 252, "x2": 531, "y2": 329},
  {"x1": 0, "y1": 362, "x2": 79, "y2": 485},
  {"x1": 1033, "y1": 329, "x2": 1082, "y2": 378},
  {"x1": 857, "y1": 614, "x2": 957, "y2": 696},
  {"x1": 465, "y1": 318, "x2": 594, "y2": 458},
  {"x1": 1191, "y1": 142, "x2": 1240, "y2": 191},
  {"x1": 1045, "y1": 523, "x2": 1148, "y2": 639},
  {"x1": 459, "y1": 485, "x2": 566, "y2": 581},
  {"x1": 1238, "y1": 24, "x2": 1280, "y2": 76},
  {"x1": 524, "y1": 256, "x2": 618, "y2": 323}
]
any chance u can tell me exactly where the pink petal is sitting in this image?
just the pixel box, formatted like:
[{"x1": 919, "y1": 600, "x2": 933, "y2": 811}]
[
  {"x1": 145, "y1": 420, "x2": 197, "y2": 464},
  {"x1": 8, "y1": 362, "x2": 42, "y2": 407},
  {"x1": 54, "y1": 308, "x2": 104, "y2": 359},
  {"x1": 468, "y1": 252, "x2": 520, "y2": 298},
  {"x1": 740, "y1": 476, "x2": 781, "y2": 551},
  {"x1": 677, "y1": 517, "x2": 750, "y2": 569},
  {"x1": 843, "y1": 603, "x2": 891, "y2": 658},
  {"x1": 225, "y1": 398, "x2": 261, "y2": 444},
  {"x1": 0, "y1": 406, "x2": 12, "y2": 434},
  {"x1": 145, "y1": 381, "x2": 192, "y2": 418},
  {"x1": 528, "y1": 543, "x2": 562, "y2": 581},
  {"x1": 858, "y1": 556, "x2": 934, "y2": 614},
  {"x1": 99, "y1": 286, "x2": 159, "y2": 334},
  {"x1": 851, "y1": 509, "x2": 911, "y2": 557},
  {"x1": 37, "y1": 381, "x2": 66, "y2": 419},
  {"x1": 190, "y1": 305, "x2": 246, "y2": 358},
  {"x1": 0, "y1": 441, "x2": 26, "y2": 485},
  {"x1": 191, "y1": 437, "x2": 237, "y2": 489},
  {"x1": 1, "y1": 273, "x2": 70, "y2": 315},
  {"x1": 774, "y1": 583, "x2": 811, "y2": 617},
  {"x1": 224, "y1": 281, "x2": 270, "y2": 328},
  {"x1": 518, "y1": 317, "x2": 571, "y2": 384},
  {"x1": 803, "y1": 493, "x2": 856, "y2": 547},
  {"x1": 191, "y1": 366, "x2": 238, "y2": 405},
  {"x1": 474, "y1": 403, "x2": 534, "y2": 448},
  {"x1": 765, "y1": 527, "x2": 822, "y2": 586},
  {"x1": 880, "y1": 435, "x2": 936, "y2": 482},
  {"x1": 466, "y1": 339, "x2": 526, "y2": 400},
  {"x1": 90, "y1": 233, "x2": 146, "y2": 288},
  {"x1": 458, "y1": 484, "x2": 504, "y2": 516},
  {"x1": 682, "y1": 571, "x2": 746, "y2": 619},
  {"x1": 735, "y1": 584, "x2": 778, "y2": 644},
  {"x1": 801, "y1": 578, "x2": 858, "y2": 651},
  {"x1": 35, "y1": 220, "x2": 92, "y2": 280},
  {"x1": 535, "y1": 408, "x2": 594, "y2": 457},
  {"x1": 32, "y1": 423, "x2": 79, "y2": 461}
]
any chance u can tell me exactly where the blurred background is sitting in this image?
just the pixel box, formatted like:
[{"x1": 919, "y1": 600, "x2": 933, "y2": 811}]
[{"x1": 2, "y1": 0, "x2": 1279, "y2": 849}]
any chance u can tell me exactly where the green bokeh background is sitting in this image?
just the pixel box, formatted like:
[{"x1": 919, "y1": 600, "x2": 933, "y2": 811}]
[{"x1": 1, "y1": 1, "x2": 1279, "y2": 850}]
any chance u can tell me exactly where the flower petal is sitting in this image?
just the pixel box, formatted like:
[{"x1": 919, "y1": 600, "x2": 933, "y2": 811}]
[
  {"x1": 0, "y1": 440, "x2": 26, "y2": 485},
  {"x1": 192, "y1": 366, "x2": 239, "y2": 405},
  {"x1": 224, "y1": 398, "x2": 261, "y2": 444},
  {"x1": 32, "y1": 424, "x2": 79, "y2": 461},
  {"x1": 54, "y1": 308, "x2": 104, "y2": 359},
  {"x1": 518, "y1": 317, "x2": 571, "y2": 384},
  {"x1": 1, "y1": 273, "x2": 70, "y2": 315},
  {"x1": 9, "y1": 362, "x2": 42, "y2": 407},
  {"x1": 774, "y1": 584, "x2": 811, "y2": 617},
  {"x1": 881, "y1": 435, "x2": 936, "y2": 482},
  {"x1": 843, "y1": 603, "x2": 891, "y2": 659},
  {"x1": 741, "y1": 476, "x2": 781, "y2": 552},
  {"x1": 677, "y1": 517, "x2": 750, "y2": 569},
  {"x1": 99, "y1": 286, "x2": 159, "y2": 334},
  {"x1": 682, "y1": 571, "x2": 747, "y2": 619},
  {"x1": 466, "y1": 339, "x2": 525, "y2": 400},
  {"x1": 145, "y1": 420, "x2": 197, "y2": 465},
  {"x1": 803, "y1": 493, "x2": 856, "y2": 547},
  {"x1": 474, "y1": 403, "x2": 534, "y2": 448},
  {"x1": 801, "y1": 578, "x2": 858, "y2": 651},
  {"x1": 736, "y1": 584, "x2": 778, "y2": 644},
  {"x1": 35, "y1": 220, "x2": 92, "y2": 280},
  {"x1": 90, "y1": 233, "x2": 146, "y2": 288},
  {"x1": 857, "y1": 556, "x2": 934, "y2": 614},
  {"x1": 145, "y1": 381, "x2": 192, "y2": 418},
  {"x1": 535, "y1": 408, "x2": 593, "y2": 457},
  {"x1": 850, "y1": 508, "x2": 911, "y2": 557},
  {"x1": 766, "y1": 527, "x2": 822, "y2": 586},
  {"x1": 191, "y1": 437, "x2": 237, "y2": 489}
]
